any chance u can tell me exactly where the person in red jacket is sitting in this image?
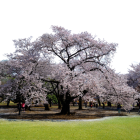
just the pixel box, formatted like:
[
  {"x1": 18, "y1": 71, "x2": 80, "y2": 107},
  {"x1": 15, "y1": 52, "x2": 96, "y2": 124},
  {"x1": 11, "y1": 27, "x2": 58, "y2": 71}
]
[{"x1": 22, "y1": 102, "x2": 25, "y2": 111}]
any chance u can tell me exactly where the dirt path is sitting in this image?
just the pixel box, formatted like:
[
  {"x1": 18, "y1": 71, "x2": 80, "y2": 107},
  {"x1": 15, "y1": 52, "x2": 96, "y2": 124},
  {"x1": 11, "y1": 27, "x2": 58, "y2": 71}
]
[{"x1": 0, "y1": 106, "x2": 139, "y2": 120}]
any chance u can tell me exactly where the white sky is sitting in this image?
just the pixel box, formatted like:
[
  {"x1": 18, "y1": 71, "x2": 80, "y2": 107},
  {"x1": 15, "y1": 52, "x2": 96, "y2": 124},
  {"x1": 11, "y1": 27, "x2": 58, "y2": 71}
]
[{"x1": 131, "y1": 61, "x2": 140, "y2": 64}]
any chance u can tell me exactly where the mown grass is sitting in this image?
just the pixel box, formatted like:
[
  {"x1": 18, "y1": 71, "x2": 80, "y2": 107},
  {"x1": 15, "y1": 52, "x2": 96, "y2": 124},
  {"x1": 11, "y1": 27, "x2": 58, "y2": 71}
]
[
  {"x1": 0, "y1": 101, "x2": 16, "y2": 106},
  {"x1": 0, "y1": 116, "x2": 140, "y2": 140},
  {"x1": 0, "y1": 100, "x2": 140, "y2": 140}
]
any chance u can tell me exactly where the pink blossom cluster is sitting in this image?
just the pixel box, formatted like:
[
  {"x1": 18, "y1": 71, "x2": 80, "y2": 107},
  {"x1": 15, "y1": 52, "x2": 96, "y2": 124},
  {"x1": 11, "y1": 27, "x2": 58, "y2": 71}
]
[{"x1": 0, "y1": 26, "x2": 138, "y2": 112}]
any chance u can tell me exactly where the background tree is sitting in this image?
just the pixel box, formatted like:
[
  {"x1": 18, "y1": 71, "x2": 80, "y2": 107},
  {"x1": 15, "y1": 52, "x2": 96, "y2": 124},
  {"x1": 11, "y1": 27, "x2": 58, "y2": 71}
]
[
  {"x1": 0, "y1": 38, "x2": 49, "y2": 113},
  {"x1": 0, "y1": 60, "x2": 14, "y2": 106},
  {"x1": 47, "y1": 94, "x2": 58, "y2": 107},
  {"x1": 127, "y1": 63, "x2": 140, "y2": 101}
]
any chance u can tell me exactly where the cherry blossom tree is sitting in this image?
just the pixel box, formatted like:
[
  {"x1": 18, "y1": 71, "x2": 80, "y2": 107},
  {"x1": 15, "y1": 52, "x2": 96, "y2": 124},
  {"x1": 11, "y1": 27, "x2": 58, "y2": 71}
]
[
  {"x1": 0, "y1": 72, "x2": 45, "y2": 105},
  {"x1": 97, "y1": 68, "x2": 138, "y2": 111},
  {"x1": 0, "y1": 38, "x2": 51, "y2": 114},
  {"x1": 0, "y1": 25, "x2": 138, "y2": 115},
  {"x1": 50, "y1": 64, "x2": 89, "y2": 113},
  {"x1": 0, "y1": 35, "x2": 67, "y2": 111},
  {"x1": 0, "y1": 52, "x2": 61, "y2": 110},
  {"x1": 0, "y1": 60, "x2": 14, "y2": 105},
  {"x1": 127, "y1": 63, "x2": 140, "y2": 91},
  {"x1": 33, "y1": 25, "x2": 119, "y2": 114},
  {"x1": 8, "y1": 26, "x2": 116, "y2": 114},
  {"x1": 127, "y1": 63, "x2": 140, "y2": 101}
]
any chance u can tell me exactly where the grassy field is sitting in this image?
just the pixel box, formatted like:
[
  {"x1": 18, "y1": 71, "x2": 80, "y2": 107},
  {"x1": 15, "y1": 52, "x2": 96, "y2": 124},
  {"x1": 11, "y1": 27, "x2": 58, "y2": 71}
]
[
  {"x1": 0, "y1": 116, "x2": 140, "y2": 140},
  {"x1": 0, "y1": 101, "x2": 16, "y2": 106},
  {"x1": 0, "y1": 100, "x2": 140, "y2": 140}
]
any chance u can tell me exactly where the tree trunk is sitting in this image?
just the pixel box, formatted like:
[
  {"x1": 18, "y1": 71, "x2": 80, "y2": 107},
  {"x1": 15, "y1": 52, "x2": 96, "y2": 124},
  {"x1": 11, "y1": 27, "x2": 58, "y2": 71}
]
[
  {"x1": 7, "y1": 99, "x2": 10, "y2": 107},
  {"x1": 60, "y1": 92, "x2": 71, "y2": 114},
  {"x1": 61, "y1": 101, "x2": 70, "y2": 114},
  {"x1": 108, "y1": 102, "x2": 111, "y2": 107},
  {"x1": 56, "y1": 83, "x2": 61, "y2": 109},
  {"x1": 79, "y1": 96, "x2": 82, "y2": 110},
  {"x1": 44, "y1": 104, "x2": 50, "y2": 110},
  {"x1": 133, "y1": 103, "x2": 135, "y2": 110},
  {"x1": 98, "y1": 98, "x2": 101, "y2": 106},
  {"x1": 25, "y1": 105, "x2": 31, "y2": 111},
  {"x1": 58, "y1": 101, "x2": 61, "y2": 109},
  {"x1": 58, "y1": 99, "x2": 61, "y2": 109},
  {"x1": 49, "y1": 99, "x2": 52, "y2": 107},
  {"x1": 108, "y1": 102, "x2": 109, "y2": 106}
]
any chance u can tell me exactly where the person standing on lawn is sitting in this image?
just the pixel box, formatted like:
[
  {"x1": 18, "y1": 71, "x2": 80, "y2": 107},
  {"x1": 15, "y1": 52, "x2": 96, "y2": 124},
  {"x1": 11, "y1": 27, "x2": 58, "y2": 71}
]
[
  {"x1": 117, "y1": 103, "x2": 121, "y2": 113},
  {"x1": 77, "y1": 101, "x2": 79, "y2": 106},
  {"x1": 72, "y1": 101, "x2": 75, "y2": 106},
  {"x1": 84, "y1": 101, "x2": 87, "y2": 108},
  {"x1": 90, "y1": 102, "x2": 92, "y2": 108},
  {"x1": 102, "y1": 102, "x2": 105, "y2": 109},
  {"x1": 138, "y1": 101, "x2": 140, "y2": 114},
  {"x1": 22, "y1": 102, "x2": 25, "y2": 111},
  {"x1": 96, "y1": 103, "x2": 98, "y2": 108},
  {"x1": 17, "y1": 102, "x2": 21, "y2": 115},
  {"x1": 127, "y1": 109, "x2": 130, "y2": 114}
]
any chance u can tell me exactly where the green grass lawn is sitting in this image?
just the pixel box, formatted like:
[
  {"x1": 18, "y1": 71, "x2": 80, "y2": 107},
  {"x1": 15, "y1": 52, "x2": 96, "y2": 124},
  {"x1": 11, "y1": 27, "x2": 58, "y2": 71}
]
[
  {"x1": 0, "y1": 101, "x2": 16, "y2": 106},
  {"x1": 0, "y1": 116, "x2": 140, "y2": 140},
  {"x1": 0, "y1": 103, "x2": 140, "y2": 140}
]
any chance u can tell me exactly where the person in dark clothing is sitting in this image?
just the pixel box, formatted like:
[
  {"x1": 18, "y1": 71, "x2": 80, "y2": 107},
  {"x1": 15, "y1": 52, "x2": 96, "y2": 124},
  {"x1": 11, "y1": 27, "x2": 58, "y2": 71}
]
[
  {"x1": 73, "y1": 101, "x2": 75, "y2": 106},
  {"x1": 108, "y1": 102, "x2": 111, "y2": 107},
  {"x1": 127, "y1": 109, "x2": 130, "y2": 114},
  {"x1": 102, "y1": 102, "x2": 105, "y2": 109},
  {"x1": 90, "y1": 102, "x2": 92, "y2": 108},
  {"x1": 96, "y1": 103, "x2": 98, "y2": 108},
  {"x1": 109, "y1": 102, "x2": 111, "y2": 107},
  {"x1": 138, "y1": 102, "x2": 140, "y2": 114},
  {"x1": 117, "y1": 103, "x2": 121, "y2": 113},
  {"x1": 85, "y1": 101, "x2": 87, "y2": 108},
  {"x1": 17, "y1": 102, "x2": 21, "y2": 115}
]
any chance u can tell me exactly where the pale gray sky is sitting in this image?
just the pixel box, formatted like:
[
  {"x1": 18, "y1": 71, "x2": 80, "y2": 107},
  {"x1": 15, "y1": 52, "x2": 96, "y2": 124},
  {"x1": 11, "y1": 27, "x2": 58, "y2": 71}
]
[{"x1": 131, "y1": 61, "x2": 140, "y2": 64}]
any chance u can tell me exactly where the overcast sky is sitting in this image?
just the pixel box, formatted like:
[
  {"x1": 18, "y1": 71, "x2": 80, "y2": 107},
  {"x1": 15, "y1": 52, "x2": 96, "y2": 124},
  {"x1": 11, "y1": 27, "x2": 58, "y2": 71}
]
[{"x1": 131, "y1": 61, "x2": 140, "y2": 64}]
